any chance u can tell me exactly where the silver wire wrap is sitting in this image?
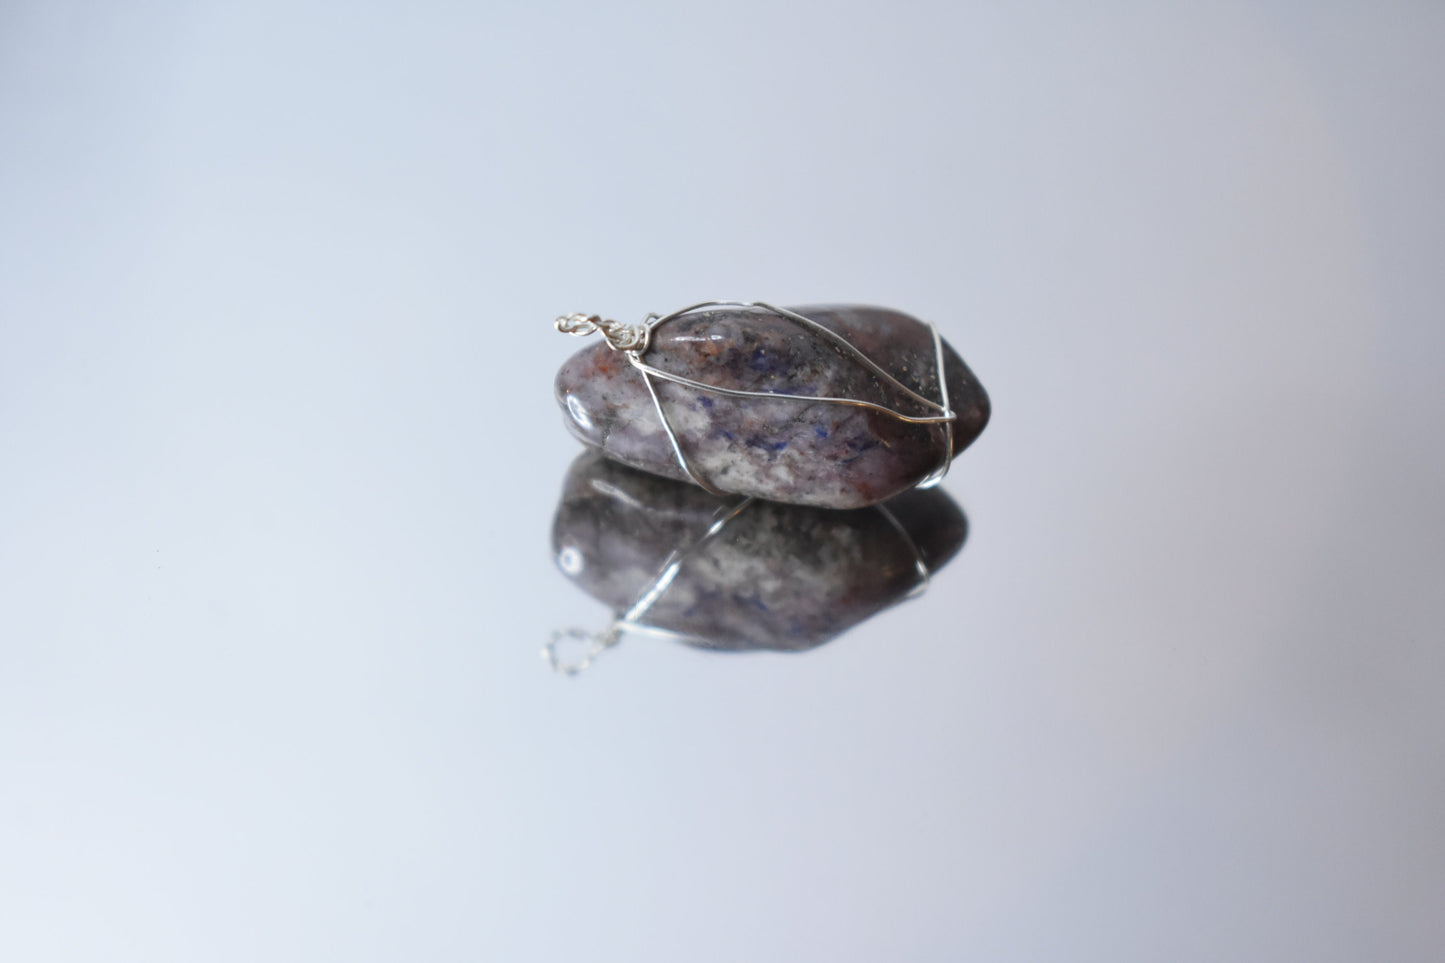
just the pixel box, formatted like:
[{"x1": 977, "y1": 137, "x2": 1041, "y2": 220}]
[
  {"x1": 554, "y1": 312, "x2": 651, "y2": 353},
  {"x1": 544, "y1": 496, "x2": 932, "y2": 675},
  {"x1": 555, "y1": 301, "x2": 959, "y2": 495}
]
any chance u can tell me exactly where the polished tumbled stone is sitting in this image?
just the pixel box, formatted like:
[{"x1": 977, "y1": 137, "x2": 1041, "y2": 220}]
[
  {"x1": 551, "y1": 452, "x2": 969, "y2": 652},
  {"x1": 554, "y1": 304, "x2": 989, "y2": 509}
]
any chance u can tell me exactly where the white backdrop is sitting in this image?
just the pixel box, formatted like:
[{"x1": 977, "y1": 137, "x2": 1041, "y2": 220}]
[{"x1": 2, "y1": 2, "x2": 1442, "y2": 960}]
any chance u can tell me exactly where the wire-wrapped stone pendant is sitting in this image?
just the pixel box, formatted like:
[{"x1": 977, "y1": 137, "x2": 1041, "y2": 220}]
[{"x1": 553, "y1": 301, "x2": 989, "y2": 509}]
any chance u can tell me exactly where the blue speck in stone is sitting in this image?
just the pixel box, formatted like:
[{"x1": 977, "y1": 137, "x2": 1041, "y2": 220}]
[
  {"x1": 814, "y1": 425, "x2": 829, "y2": 439},
  {"x1": 699, "y1": 396, "x2": 714, "y2": 411},
  {"x1": 748, "y1": 346, "x2": 792, "y2": 376}
]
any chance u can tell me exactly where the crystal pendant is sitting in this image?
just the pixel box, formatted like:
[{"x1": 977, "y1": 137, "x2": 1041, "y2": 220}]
[{"x1": 554, "y1": 302, "x2": 989, "y2": 509}]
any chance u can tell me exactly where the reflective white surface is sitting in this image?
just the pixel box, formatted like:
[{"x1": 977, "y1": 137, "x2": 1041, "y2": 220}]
[{"x1": 2, "y1": 2, "x2": 1442, "y2": 960}]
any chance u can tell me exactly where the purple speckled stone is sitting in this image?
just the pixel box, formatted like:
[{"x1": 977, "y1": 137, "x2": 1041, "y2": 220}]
[
  {"x1": 554, "y1": 304, "x2": 989, "y2": 509},
  {"x1": 552, "y1": 452, "x2": 968, "y2": 652}
]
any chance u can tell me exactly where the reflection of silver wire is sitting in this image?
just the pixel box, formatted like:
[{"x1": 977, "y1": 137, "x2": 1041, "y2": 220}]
[
  {"x1": 545, "y1": 495, "x2": 749, "y2": 674},
  {"x1": 555, "y1": 301, "x2": 958, "y2": 494},
  {"x1": 875, "y1": 502, "x2": 931, "y2": 599},
  {"x1": 545, "y1": 493, "x2": 934, "y2": 676}
]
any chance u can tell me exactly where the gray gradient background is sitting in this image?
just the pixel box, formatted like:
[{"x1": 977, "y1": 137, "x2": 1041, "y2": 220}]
[{"x1": 2, "y1": 2, "x2": 1443, "y2": 960}]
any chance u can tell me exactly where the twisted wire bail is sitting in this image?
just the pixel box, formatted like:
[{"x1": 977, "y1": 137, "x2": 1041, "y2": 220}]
[{"x1": 555, "y1": 313, "x2": 651, "y2": 353}]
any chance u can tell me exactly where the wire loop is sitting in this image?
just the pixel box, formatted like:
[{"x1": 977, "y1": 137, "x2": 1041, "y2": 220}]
[{"x1": 555, "y1": 313, "x2": 651, "y2": 353}]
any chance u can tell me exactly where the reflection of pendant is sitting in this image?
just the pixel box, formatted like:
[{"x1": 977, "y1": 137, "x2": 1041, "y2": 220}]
[
  {"x1": 545, "y1": 452, "x2": 969, "y2": 674},
  {"x1": 554, "y1": 302, "x2": 990, "y2": 509}
]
